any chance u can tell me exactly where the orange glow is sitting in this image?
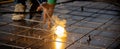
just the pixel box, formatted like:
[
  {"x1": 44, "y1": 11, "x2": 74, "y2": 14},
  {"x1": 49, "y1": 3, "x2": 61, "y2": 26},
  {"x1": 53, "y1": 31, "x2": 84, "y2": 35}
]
[
  {"x1": 54, "y1": 35, "x2": 66, "y2": 49},
  {"x1": 51, "y1": 16, "x2": 67, "y2": 37},
  {"x1": 51, "y1": 16, "x2": 67, "y2": 49},
  {"x1": 55, "y1": 26, "x2": 65, "y2": 37},
  {"x1": 55, "y1": 38, "x2": 62, "y2": 49}
]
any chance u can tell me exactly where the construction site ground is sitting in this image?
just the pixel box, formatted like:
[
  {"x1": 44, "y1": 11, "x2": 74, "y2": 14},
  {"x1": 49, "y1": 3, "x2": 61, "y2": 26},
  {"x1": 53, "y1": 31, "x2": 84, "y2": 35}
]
[{"x1": 0, "y1": 1, "x2": 120, "y2": 49}]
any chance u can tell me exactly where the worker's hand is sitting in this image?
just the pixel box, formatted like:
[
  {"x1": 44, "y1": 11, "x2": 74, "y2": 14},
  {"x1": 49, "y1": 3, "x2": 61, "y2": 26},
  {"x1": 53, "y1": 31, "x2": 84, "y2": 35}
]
[
  {"x1": 37, "y1": 3, "x2": 49, "y2": 12},
  {"x1": 36, "y1": 5, "x2": 42, "y2": 11}
]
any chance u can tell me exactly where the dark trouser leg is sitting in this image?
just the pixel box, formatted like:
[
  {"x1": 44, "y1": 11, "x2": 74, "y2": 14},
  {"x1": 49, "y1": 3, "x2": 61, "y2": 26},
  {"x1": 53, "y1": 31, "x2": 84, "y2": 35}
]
[
  {"x1": 29, "y1": 0, "x2": 47, "y2": 19},
  {"x1": 29, "y1": 0, "x2": 40, "y2": 19},
  {"x1": 14, "y1": 0, "x2": 26, "y2": 6}
]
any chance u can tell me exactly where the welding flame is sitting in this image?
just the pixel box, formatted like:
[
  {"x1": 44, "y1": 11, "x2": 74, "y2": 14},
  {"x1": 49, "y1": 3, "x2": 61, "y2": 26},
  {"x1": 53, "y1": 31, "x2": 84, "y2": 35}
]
[
  {"x1": 55, "y1": 26, "x2": 65, "y2": 37},
  {"x1": 51, "y1": 16, "x2": 67, "y2": 49},
  {"x1": 51, "y1": 16, "x2": 67, "y2": 37}
]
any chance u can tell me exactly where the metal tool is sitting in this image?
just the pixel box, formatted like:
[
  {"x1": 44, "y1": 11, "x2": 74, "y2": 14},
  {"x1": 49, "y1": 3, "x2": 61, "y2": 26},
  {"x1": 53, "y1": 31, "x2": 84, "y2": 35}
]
[{"x1": 36, "y1": 0, "x2": 55, "y2": 25}]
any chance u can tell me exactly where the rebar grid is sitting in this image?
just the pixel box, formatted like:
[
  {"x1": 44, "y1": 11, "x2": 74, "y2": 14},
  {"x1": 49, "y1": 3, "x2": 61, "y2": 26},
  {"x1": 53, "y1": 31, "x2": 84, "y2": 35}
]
[{"x1": 0, "y1": 1, "x2": 120, "y2": 49}]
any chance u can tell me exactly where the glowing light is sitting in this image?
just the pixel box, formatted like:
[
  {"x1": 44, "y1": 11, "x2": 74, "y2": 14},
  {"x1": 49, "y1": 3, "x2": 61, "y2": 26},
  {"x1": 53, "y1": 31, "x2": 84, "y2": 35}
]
[
  {"x1": 55, "y1": 26, "x2": 65, "y2": 37},
  {"x1": 51, "y1": 16, "x2": 67, "y2": 49},
  {"x1": 55, "y1": 38, "x2": 62, "y2": 49}
]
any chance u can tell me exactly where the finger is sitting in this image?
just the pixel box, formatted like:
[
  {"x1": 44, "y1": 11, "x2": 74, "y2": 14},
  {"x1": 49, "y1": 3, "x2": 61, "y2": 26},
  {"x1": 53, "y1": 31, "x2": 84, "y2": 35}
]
[{"x1": 36, "y1": 6, "x2": 42, "y2": 11}]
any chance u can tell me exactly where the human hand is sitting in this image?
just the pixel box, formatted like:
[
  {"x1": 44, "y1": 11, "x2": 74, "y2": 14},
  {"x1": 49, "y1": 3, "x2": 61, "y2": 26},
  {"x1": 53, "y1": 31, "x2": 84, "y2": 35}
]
[{"x1": 36, "y1": 3, "x2": 49, "y2": 12}]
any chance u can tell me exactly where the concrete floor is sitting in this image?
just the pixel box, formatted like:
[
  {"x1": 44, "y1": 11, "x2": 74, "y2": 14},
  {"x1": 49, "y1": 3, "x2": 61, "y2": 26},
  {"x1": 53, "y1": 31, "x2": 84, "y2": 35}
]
[{"x1": 0, "y1": 1, "x2": 120, "y2": 49}]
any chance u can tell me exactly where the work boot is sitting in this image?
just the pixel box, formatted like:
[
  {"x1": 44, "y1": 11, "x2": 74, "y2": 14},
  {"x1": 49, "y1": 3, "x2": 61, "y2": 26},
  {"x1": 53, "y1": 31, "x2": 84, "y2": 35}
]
[{"x1": 12, "y1": 3, "x2": 26, "y2": 20}]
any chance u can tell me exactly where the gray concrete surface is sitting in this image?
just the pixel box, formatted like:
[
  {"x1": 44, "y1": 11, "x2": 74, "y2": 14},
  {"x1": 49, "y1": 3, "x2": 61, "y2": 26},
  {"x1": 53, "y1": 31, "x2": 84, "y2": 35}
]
[{"x1": 0, "y1": 1, "x2": 120, "y2": 49}]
